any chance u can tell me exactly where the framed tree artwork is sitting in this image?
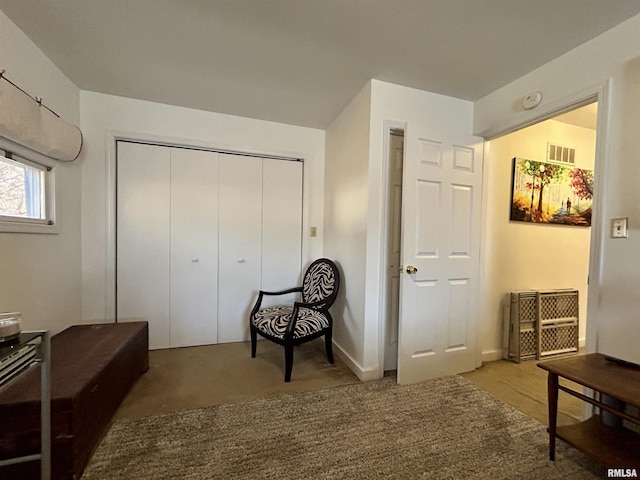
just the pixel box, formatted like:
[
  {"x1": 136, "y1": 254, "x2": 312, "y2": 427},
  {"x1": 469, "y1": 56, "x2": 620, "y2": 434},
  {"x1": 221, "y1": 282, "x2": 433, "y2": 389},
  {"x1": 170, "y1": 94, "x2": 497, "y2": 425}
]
[{"x1": 510, "y1": 157, "x2": 593, "y2": 227}]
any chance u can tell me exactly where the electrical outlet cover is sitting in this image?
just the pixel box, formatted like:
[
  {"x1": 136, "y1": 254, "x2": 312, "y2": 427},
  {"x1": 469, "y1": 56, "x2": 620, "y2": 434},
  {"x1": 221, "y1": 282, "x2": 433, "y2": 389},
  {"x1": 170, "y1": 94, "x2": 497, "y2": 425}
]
[{"x1": 611, "y1": 217, "x2": 628, "y2": 238}]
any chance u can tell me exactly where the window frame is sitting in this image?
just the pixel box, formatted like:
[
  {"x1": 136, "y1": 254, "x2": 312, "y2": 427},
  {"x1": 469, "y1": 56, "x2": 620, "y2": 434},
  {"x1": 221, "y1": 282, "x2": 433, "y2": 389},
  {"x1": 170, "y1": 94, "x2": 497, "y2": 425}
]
[{"x1": 0, "y1": 146, "x2": 58, "y2": 234}]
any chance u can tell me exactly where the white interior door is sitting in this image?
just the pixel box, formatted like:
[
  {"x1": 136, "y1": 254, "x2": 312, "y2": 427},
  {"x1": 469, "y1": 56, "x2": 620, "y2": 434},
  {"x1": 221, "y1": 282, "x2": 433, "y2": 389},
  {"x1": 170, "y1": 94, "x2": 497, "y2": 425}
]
[
  {"x1": 397, "y1": 130, "x2": 483, "y2": 384},
  {"x1": 169, "y1": 148, "x2": 219, "y2": 347},
  {"x1": 217, "y1": 154, "x2": 263, "y2": 343},
  {"x1": 117, "y1": 142, "x2": 171, "y2": 349}
]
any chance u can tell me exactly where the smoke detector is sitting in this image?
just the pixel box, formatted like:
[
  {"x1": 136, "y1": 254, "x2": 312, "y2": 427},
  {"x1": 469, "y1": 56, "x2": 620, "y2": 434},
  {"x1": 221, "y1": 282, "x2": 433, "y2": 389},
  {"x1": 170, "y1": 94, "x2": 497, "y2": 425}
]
[{"x1": 523, "y1": 91, "x2": 543, "y2": 110}]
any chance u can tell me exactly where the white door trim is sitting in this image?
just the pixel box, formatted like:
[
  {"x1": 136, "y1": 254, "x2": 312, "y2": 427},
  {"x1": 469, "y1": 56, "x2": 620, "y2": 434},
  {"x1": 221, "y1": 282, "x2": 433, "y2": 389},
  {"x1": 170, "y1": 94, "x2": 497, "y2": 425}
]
[{"x1": 378, "y1": 120, "x2": 407, "y2": 374}]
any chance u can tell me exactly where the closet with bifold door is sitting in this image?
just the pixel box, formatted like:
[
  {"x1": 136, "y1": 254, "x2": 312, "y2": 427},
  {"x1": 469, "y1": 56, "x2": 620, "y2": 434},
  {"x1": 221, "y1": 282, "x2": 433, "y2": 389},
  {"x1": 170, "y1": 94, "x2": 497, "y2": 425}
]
[{"x1": 116, "y1": 141, "x2": 303, "y2": 350}]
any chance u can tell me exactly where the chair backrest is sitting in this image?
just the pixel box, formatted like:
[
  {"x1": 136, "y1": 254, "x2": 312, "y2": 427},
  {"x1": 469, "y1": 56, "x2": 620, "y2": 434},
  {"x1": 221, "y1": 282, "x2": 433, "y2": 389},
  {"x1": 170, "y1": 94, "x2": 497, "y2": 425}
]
[{"x1": 302, "y1": 258, "x2": 340, "y2": 309}]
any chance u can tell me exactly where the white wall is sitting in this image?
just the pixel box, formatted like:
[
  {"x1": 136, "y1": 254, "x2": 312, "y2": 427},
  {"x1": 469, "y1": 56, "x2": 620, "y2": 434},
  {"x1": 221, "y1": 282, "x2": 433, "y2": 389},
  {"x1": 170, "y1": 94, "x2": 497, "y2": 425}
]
[
  {"x1": 0, "y1": 11, "x2": 82, "y2": 334},
  {"x1": 480, "y1": 119, "x2": 596, "y2": 360},
  {"x1": 474, "y1": 13, "x2": 640, "y2": 365},
  {"x1": 324, "y1": 81, "x2": 371, "y2": 376},
  {"x1": 79, "y1": 91, "x2": 325, "y2": 322}
]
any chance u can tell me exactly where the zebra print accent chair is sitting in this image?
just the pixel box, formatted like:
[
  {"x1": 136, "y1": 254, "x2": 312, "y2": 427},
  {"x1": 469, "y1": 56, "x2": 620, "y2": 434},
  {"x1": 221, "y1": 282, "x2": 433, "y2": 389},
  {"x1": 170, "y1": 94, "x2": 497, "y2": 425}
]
[{"x1": 249, "y1": 258, "x2": 340, "y2": 382}]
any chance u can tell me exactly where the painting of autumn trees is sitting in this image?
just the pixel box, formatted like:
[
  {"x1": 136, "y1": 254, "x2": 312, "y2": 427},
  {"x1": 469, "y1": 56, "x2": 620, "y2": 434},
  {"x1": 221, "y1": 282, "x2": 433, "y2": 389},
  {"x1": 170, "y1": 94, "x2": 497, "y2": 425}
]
[{"x1": 510, "y1": 157, "x2": 593, "y2": 226}]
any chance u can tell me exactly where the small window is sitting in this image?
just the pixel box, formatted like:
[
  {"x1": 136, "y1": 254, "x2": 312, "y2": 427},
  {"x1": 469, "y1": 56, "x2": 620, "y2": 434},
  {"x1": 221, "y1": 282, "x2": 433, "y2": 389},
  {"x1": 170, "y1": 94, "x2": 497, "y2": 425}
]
[{"x1": 0, "y1": 150, "x2": 56, "y2": 233}]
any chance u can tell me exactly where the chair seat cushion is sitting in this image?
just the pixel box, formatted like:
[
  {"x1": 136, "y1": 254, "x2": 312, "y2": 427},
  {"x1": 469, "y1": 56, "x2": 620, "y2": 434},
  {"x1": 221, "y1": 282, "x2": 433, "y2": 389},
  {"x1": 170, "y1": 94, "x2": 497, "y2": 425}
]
[{"x1": 251, "y1": 305, "x2": 330, "y2": 340}]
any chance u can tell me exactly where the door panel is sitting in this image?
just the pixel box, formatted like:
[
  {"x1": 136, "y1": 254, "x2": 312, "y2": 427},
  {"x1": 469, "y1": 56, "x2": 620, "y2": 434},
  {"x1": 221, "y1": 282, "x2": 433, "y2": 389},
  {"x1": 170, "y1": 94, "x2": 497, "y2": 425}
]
[
  {"x1": 116, "y1": 142, "x2": 171, "y2": 349},
  {"x1": 449, "y1": 184, "x2": 472, "y2": 256},
  {"x1": 398, "y1": 130, "x2": 483, "y2": 384},
  {"x1": 261, "y1": 159, "x2": 303, "y2": 308},
  {"x1": 169, "y1": 148, "x2": 219, "y2": 347},
  {"x1": 447, "y1": 279, "x2": 470, "y2": 350},
  {"x1": 218, "y1": 154, "x2": 263, "y2": 343},
  {"x1": 416, "y1": 180, "x2": 441, "y2": 255}
]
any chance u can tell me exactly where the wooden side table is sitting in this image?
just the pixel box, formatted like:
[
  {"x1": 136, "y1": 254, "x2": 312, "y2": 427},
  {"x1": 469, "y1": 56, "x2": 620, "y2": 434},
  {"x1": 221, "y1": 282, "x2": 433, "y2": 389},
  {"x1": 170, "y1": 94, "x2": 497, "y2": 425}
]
[{"x1": 538, "y1": 353, "x2": 640, "y2": 468}]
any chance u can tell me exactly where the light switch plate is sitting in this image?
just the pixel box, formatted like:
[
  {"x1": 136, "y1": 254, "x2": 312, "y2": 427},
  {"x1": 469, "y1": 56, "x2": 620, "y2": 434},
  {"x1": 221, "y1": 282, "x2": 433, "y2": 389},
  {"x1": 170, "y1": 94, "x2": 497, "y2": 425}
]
[{"x1": 611, "y1": 218, "x2": 628, "y2": 238}]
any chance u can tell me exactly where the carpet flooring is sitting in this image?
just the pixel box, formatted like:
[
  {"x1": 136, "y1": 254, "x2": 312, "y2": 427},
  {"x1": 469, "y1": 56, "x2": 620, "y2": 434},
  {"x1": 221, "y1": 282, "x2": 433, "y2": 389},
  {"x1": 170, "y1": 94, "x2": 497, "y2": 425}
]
[{"x1": 83, "y1": 375, "x2": 602, "y2": 479}]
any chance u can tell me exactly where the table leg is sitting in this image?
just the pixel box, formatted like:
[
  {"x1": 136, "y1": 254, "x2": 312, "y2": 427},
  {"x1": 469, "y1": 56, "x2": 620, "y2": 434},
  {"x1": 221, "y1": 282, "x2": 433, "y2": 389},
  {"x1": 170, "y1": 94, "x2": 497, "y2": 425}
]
[{"x1": 547, "y1": 372, "x2": 558, "y2": 461}]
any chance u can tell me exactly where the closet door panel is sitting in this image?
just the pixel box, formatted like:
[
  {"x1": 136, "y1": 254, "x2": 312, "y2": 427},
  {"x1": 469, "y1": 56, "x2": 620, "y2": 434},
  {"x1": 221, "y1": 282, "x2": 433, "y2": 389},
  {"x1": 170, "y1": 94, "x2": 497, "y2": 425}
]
[
  {"x1": 261, "y1": 159, "x2": 303, "y2": 308},
  {"x1": 218, "y1": 154, "x2": 263, "y2": 343},
  {"x1": 170, "y1": 148, "x2": 219, "y2": 347},
  {"x1": 117, "y1": 142, "x2": 171, "y2": 349}
]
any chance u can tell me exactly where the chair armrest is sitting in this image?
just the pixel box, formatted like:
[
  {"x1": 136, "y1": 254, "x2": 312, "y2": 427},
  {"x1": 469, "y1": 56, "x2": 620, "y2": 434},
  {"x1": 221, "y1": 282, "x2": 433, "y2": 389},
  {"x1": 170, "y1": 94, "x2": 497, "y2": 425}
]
[
  {"x1": 250, "y1": 287, "x2": 303, "y2": 318},
  {"x1": 260, "y1": 286, "x2": 303, "y2": 296},
  {"x1": 293, "y1": 299, "x2": 328, "y2": 310},
  {"x1": 283, "y1": 300, "x2": 328, "y2": 338}
]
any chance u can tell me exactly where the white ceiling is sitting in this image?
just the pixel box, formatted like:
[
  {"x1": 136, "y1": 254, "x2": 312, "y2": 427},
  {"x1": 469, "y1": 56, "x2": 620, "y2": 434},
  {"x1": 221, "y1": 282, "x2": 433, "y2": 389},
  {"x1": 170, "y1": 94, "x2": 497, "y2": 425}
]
[{"x1": 2, "y1": 1, "x2": 639, "y2": 129}]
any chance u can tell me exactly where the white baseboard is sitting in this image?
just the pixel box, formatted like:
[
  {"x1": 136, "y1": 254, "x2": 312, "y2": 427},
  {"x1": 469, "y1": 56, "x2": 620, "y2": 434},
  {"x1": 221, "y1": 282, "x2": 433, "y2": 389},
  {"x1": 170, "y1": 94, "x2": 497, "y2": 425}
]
[
  {"x1": 337, "y1": 338, "x2": 587, "y2": 377},
  {"x1": 481, "y1": 349, "x2": 504, "y2": 363},
  {"x1": 333, "y1": 340, "x2": 382, "y2": 382},
  {"x1": 482, "y1": 337, "x2": 586, "y2": 365}
]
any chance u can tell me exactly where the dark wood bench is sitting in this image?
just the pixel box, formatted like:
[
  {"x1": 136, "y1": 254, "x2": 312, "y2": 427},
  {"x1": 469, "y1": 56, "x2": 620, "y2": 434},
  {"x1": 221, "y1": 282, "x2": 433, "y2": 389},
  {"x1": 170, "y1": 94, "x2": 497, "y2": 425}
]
[{"x1": 0, "y1": 321, "x2": 149, "y2": 479}]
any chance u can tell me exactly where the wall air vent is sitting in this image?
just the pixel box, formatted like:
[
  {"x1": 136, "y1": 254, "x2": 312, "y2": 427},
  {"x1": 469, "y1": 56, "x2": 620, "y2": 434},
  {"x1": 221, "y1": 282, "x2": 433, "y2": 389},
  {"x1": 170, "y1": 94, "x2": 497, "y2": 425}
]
[{"x1": 547, "y1": 143, "x2": 575, "y2": 164}]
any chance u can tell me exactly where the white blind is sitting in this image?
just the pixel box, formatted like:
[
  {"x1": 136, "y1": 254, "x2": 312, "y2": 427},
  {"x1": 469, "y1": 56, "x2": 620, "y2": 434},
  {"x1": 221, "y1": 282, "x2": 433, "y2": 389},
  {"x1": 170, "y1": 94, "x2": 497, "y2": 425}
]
[{"x1": 0, "y1": 78, "x2": 82, "y2": 162}]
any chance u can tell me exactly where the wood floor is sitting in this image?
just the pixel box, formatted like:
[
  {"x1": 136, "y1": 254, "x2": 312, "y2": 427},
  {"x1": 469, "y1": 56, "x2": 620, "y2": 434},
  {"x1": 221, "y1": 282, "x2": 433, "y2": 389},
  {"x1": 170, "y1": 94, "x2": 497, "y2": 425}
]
[
  {"x1": 116, "y1": 338, "x2": 585, "y2": 429},
  {"x1": 461, "y1": 355, "x2": 585, "y2": 427}
]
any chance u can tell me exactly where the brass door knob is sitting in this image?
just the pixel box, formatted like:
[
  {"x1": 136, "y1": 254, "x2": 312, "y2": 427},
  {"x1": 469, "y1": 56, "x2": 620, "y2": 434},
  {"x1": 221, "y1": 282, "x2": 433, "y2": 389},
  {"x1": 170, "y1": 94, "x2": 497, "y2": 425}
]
[{"x1": 406, "y1": 265, "x2": 418, "y2": 274}]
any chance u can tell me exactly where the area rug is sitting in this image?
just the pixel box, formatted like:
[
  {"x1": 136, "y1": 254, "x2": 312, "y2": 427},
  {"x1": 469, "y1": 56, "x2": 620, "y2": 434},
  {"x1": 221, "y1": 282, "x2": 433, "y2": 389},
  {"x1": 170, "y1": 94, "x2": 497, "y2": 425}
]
[{"x1": 83, "y1": 375, "x2": 601, "y2": 479}]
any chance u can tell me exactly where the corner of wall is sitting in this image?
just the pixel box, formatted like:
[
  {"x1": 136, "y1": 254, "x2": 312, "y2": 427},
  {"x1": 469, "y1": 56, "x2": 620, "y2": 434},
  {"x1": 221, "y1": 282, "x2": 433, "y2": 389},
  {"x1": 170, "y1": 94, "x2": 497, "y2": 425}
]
[{"x1": 333, "y1": 339, "x2": 383, "y2": 382}]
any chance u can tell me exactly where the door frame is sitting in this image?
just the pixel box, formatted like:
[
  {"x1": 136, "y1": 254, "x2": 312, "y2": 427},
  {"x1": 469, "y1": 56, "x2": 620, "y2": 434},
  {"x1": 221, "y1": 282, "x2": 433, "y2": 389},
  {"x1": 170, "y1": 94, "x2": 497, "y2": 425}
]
[
  {"x1": 378, "y1": 120, "x2": 407, "y2": 373},
  {"x1": 476, "y1": 79, "x2": 612, "y2": 366}
]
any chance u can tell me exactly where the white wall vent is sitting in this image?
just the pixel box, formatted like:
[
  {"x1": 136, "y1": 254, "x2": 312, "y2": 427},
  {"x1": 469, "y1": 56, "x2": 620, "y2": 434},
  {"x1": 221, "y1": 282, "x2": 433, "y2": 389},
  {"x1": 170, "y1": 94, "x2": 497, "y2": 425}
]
[{"x1": 547, "y1": 143, "x2": 575, "y2": 164}]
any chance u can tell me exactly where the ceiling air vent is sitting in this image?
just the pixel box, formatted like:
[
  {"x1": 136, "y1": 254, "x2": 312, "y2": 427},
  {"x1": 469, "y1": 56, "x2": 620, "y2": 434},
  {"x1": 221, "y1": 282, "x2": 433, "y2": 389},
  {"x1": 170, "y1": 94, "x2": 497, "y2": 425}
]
[{"x1": 547, "y1": 143, "x2": 575, "y2": 164}]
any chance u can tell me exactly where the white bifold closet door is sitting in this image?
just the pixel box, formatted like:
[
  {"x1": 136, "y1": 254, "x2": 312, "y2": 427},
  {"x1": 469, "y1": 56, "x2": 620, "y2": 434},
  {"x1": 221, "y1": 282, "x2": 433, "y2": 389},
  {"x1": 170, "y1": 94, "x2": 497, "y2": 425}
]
[
  {"x1": 117, "y1": 142, "x2": 172, "y2": 349},
  {"x1": 217, "y1": 154, "x2": 262, "y2": 343},
  {"x1": 261, "y1": 158, "x2": 304, "y2": 306},
  {"x1": 117, "y1": 142, "x2": 302, "y2": 349},
  {"x1": 169, "y1": 148, "x2": 219, "y2": 348}
]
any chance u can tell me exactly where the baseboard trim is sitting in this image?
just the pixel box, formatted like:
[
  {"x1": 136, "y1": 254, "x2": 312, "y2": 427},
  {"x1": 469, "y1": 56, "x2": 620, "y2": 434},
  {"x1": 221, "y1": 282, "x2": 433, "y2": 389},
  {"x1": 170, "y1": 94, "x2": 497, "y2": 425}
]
[
  {"x1": 333, "y1": 340, "x2": 381, "y2": 382},
  {"x1": 482, "y1": 349, "x2": 505, "y2": 363},
  {"x1": 483, "y1": 338, "x2": 586, "y2": 364},
  {"x1": 339, "y1": 339, "x2": 587, "y2": 377}
]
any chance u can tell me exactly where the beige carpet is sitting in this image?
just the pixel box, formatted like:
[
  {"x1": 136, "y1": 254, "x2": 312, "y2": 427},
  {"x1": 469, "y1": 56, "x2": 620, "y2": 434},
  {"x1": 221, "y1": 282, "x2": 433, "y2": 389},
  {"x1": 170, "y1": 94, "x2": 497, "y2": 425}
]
[{"x1": 84, "y1": 376, "x2": 601, "y2": 479}]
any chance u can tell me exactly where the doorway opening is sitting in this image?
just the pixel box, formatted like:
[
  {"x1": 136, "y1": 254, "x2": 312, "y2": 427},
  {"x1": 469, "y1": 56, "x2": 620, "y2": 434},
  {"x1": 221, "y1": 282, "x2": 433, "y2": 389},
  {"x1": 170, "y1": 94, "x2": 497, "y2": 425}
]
[
  {"x1": 482, "y1": 100, "x2": 598, "y2": 363},
  {"x1": 383, "y1": 127, "x2": 404, "y2": 372}
]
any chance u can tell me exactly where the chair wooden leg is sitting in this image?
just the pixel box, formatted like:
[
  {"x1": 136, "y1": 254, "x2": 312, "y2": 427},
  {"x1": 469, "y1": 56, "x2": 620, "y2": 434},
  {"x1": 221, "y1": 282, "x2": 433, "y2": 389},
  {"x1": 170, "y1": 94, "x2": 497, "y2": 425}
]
[
  {"x1": 250, "y1": 328, "x2": 257, "y2": 358},
  {"x1": 284, "y1": 344, "x2": 294, "y2": 382},
  {"x1": 325, "y1": 330, "x2": 334, "y2": 364}
]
